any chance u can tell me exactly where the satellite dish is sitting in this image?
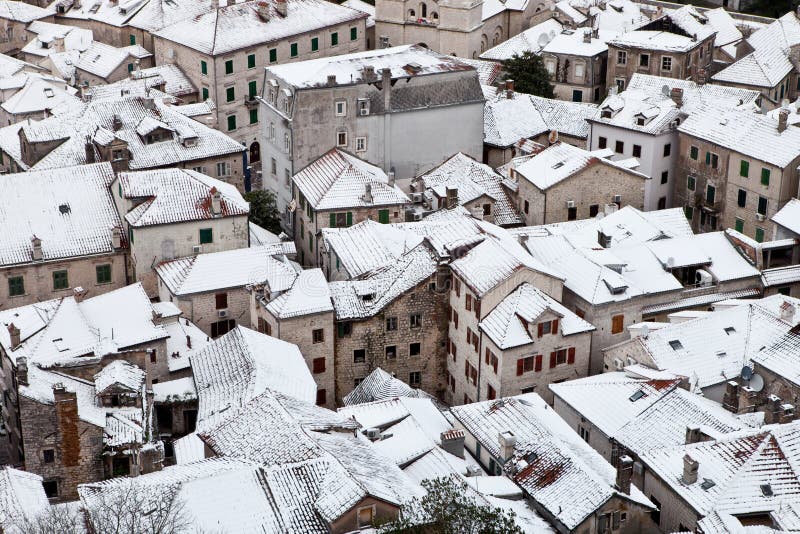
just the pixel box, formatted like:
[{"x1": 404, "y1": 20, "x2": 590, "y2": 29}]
[
  {"x1": 749, "y1": 373, "x2": 765, "y2": 392},
  {"x1": 537, "y1": 33, "x2": 550, "y2": 47},
  {"x1": 740, "y1": 366, "x2": 753, "y2": 381},
  {"x1": 661, "y1": 84, "x2": 670, "y2": 97}
]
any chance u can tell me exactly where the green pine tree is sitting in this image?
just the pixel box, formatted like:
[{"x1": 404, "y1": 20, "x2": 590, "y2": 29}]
[{"x1": 502, "y1": 52, "x2": 555, "y2": 98}]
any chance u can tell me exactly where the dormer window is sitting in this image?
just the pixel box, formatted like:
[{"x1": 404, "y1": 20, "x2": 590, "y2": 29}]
[
  {"x1": 636, "y1": 116, "x2": 646, "y2": 126},
  {"x1": 601, "y1": 108, "x2": 613, "y2": 119}
]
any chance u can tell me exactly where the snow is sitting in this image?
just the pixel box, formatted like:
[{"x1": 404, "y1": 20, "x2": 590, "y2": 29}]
[
  {"x1": 152, "y1": 376, "x2": 197, "y2": 403},
  {"x1": 465, "y1": 476, "x2": 522, "y2": 498},
  {"x1": 0, "y1": 0, "x2": 52, "y2": 22},
  {"x1": 0, "y1": 76, "x2": 80, "y2": 117},
  {"x1": 263, "y1": 268, "x2": 334, "y2": 319},
  {"x1": 0, "y1": 467, "x2": 48, "y2": 531},
  {"x1": 249, "y1": 222, "x2": 280, "y2": 246},
  {"x1": 93, "y1": 359, "x2": 146, "y2": 394},
  {"x1": 772, "y1": 198, "x2": 800, "y2": 235},
  {"x1": 341, "y1": 367, "x2": 427, "y2": 406},
  {"x1": 480, "y1": 18, "x2": 564, "y2": 60}
]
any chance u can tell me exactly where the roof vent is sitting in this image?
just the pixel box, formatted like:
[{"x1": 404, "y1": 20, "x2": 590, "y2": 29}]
[
  {"x1": 629, "y1": 390, "x2": 645, "y2": 402},
  {"x1": 59, "y1": 203, "x2": 71, "y2": 214},
  {"x1": 761, "y1": 483, "x2": 773, "y2": 497}
]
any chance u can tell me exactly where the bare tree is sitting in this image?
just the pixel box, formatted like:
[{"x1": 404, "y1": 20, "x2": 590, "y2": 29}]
[{"x1": 11, "y1": 503, "x2": 83, "y2": 534}]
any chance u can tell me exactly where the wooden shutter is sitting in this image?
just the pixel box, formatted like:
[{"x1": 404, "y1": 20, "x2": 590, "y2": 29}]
[
  {"x1": 516, "y1": 359, "x2": 524, "y2": 376},
  {"x1": 549, "y1": 352, "x2": 557, "y2": 368},
  {"x1": 567, "y1": 347, "x2": 575, "y2": 364},
  {"x1": 537, "y1": 323, "x2": 544, "y2": 338},
  {"x1": 535, "y1": 354, "x2": 542, "y2": 372},
  {"x1": 551, "y1": 318, "x2": 559, "y2": 334},
  {"x1": 346, "y1": 211, "x2": 352, "y2": 226},
  {"x1": 474, "y1": 300, "x2": 481, "y2": 319},
  {"x1": 329, "y1": 213, "x2": 336, "y2": 227},
  {"x1": 485, "y1": 348, "x2": 490, "y2": 364}
]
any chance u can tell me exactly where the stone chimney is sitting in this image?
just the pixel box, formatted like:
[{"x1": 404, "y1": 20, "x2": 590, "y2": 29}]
[
  {"x1": 111, "y1": 226, "x2": 122, "y2": 249},
  {"x1": 440, "y1": 429, "x2": 465, "y2": 459},
  {"x1": 670, "y1": 87, "x2": 684, "y2": 108},
  {"x1": 362, "y1": 183, "x2": 373, "y2": 204},
  {"x1": 779, "y1": 108, "x2": 790, "y2": 133},
  {"x1": 275, "y1": 0, "x2": 287, "y2": 17},
  {"x1": 387, "y1": 171, "x2": 396, "y2": 187},
  {"x1": 72, "y1": 287, "x2": 87, "y2": 303},
  {"x1": 256, "y1": 0, "x2": 269, "y2": 20},
  {"x1": 112, "y1": 114, "x2": 123, "y2": 131},
  {"x1": 7, "y1": 323, "x2": 21, "y2": 350},
  {"x1": 722, "y1": 380, "x2": 740, "y2": 413},
  {"x1": 31, "y1": 236, "x2": 42, "y2": 261},
  {"x1": 764, "y1": 395, "x2": 784, "y2": 424},
  {"x1": 445, "y1": 187, "x2": 458, "y2": 209},
  {"x1": 698, "y1": 68, "x2": 706, "y2": 86},
  {"x1": 226, "y1": 0, "x2": 234, "y2": 6},
  {"x1": 15, "y1": 356, "x2": 28, "y2": 385},
  {"x1": 738, "y1": 385, "x2": 757, "y2": 413},
  {"x1": 583, "y1": 28, "x2": 592, "y2": 43},
  {"x1": 210, "y1": 187, "x2": 222, "y2": 216},
  {"x1": 592, "y1": 26, "x2": 599, "y2": 39},
  {"x1": 685, "y1": 424, "x2": 703, "y2": 444},
  {"x1": 616, "y1": 455, "x2": 633, "y2": 494},
  {"x1": 505, "y1": 79, "x2": 514, "y2": 99},
  {"x1": 382, "y1": 67, "x2": 392, "y2": 111},
  {"x1": 781, "y1": 300, "x2": 796, "y2": 323},
  {"x1": 498, "y1": 431, "x2": 516, "y2": 462},
  {"x1": 326, "y1": 74, "x2": 337, "y2": 87},
  {"x1": 53, "y1": 383, "x2": 80, "y2": 467},
  {"x1": 682, "y1": 454, "x2": 699, "y2": 484}
]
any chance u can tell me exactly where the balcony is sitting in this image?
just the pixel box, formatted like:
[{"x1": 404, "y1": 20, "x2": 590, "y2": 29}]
[{"x1": 244, "y1": 95, "x2": 259, "y2": 109}]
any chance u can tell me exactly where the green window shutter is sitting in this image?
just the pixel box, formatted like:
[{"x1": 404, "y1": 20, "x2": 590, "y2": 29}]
[
  {"x1": 740, "y1": 160, "x2": 749, "y2": 177},
  {"x1": 199, "y1": 228, "x2": 213, "y2": 244},
  {"x1": 202, "y1": 87, "x2": 209, "y2": 100},
  {"x1": 226, "y1": 87, "x2": 235, "y2": 102},
  {"x1": 735, "y1": 218, "x2": 744, "y2": 233},
  {"x1": 200, "y1": 60, "x2": 207, "y2": 75},
  {"x1": 350, "y1": 27, "x2": 357, "y2": 41},
  {"x1": 378, "y1": 209, "x2": 389, "y2": 224},
  {"x1": 247, "y1": 53, "x2": 255, "y2": 69},
  {"x1": 331, "y1": 32, "x2": 338, "y2": 46},
  {"x1": 52, "y1": 270, "x2": 69, "y2": 290},
  {"x1": 690, "y1": 146, "x2": 698, "y2": 160},
  {"x1": 309, "y1": 233, "x2": 313, "y2": 250},
  {"x1": 8, "y1": 277, "x2": 24, "y2": 297},
  {"x1": 96, "y1": 264, "x2": 112, "y2": 284},
  {"x1": 248, "y1": 80, "x2": 257, "y2": 97},
  {"x1": 755, "y1": 228, "x2": 765, "y2": 243},
  {"x1": 290, "y1": 43, "x2": 298, "y2": 57},
  {"x1": 225, "y1": 60, "x2": 233, "y2": 74},
  {"x1": 761, "y1": 168, "x2": 770, "y2": 186},
  {"x1": 684, "y1": 206, "x2": 693, "y2": 220},
  {"x1": 705, "y1": 151, "x2": 711, "y2": 165},
  {"x1": 227, "y1": 115, "x2": 236, "y2": 131},
  {"x1": 127, "y1": 63, "x2": 134, "y2": 72},
  {"x1": 346, "y1": 211, "x2": 352, "y2": 226},
  {"x1": 337, "y1": 323, "x2": 344, "y2": 337},
  {"x1": 329, "y1": 213, "x2": 336, "y2": 227},
  {"x1": 249, "y1": 109, "x2": 258, "y2": 124},
  {"x1": 269, "y1": 48, "x2": 277, "y2": 62},
  {"x1": 687, "y1": 176, "x2": 695, "y2": 191},
  {"x1": 311, "y1": 37, "x2": 318, "y2": 51},
  {"x1": 129, "y1": 34, "x2": 136, "y2": 45}
]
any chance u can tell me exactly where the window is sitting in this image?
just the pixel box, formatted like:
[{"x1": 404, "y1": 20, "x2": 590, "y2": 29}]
[
  {"x1": 639, "y1": 53, "x2": 649, "y2": 67},
  {"x1": 598, "y1": 136, "x2": 607, "y2": 149},
  {"x1": 668, "y1": 340, "x2": 683, "y2": 350},
  {"x1": 706, "y1": 151, "x2": 719, "y2": 169},
  {"x1": 465, "y1": 294, "x2": 472, "y2": 311},
  {"x1": 687, "y1": 176, "x2": 696, "y2": 191},
  {"x1": 331, "y1": 32, "x2": 338, "y2": 46},
  {"x1": 761, "y1": 168, "x2": 771, "y2": 186},
  {"x1": 487, "y1": 384, "x2": 496, "y2": 400},
  {"x1": 248, "y1": 80, "x2": 257, "y2": 97},
  {"x1": 127, "y1": 63, "x2": 134, "y2": 73},
  {"x1": 410, "y1": 342, "x2": 421, "y2": 356},
  {"x1": 611, "y1": 314, "x2": 624, "y2": 334},
  {"x1": 270, "y1": 158, "x2": 277, "y2": 175},
  {"x1": 572, "y1": 89, "x2": 583, "y2": 102},
  {"x1": 202, "y1": 87, "x2": 209, "y2": 100},
  {"x1": 337, "y1": 321, "x2": 352, "y2": 338},
  {"x1": 617, "y1": 50, "x2": 627, "y2": 65},
  {"x1": 199, "y1": 228, "x2": 213, "y2": 244},
  {"x1": 312, "y1": 328, "x2": 324, "y2": 343},
  {"x1": 52, "y1": 270, "x2": 69, "y2": 290},
  {"x1": 227, "y1": 115, "x2": 236, "y2": 131},
  {"x1": 574, "y1": 63, "x2": 584, "y2": 77},
  {"x1": 224, "y1": 59, "x2": 233, "y2": 75},
  {"x1": 336, "y1": 131, "x2": 347, "y2": 147},
  {"x1": 740, "y1": 160, "x2": 749, "y2": 177},
  {"x1": 589, "y1": 204, "x2": 599, "y2": 217},
  {"x1": 385, "y1": 345, "x2": 397, "y2": 359},
  {"x1": 350, "y1": 27, "x2": 358, "y2": 41},
  {"x1": 8, "y1": 276, "x2": 24, "y2": 296},
  {"x1": 632, "y1": 145, "x2": 642, "y2": 158},
  {"x1": 386, "y1": 317, "x2": 398, "y2": 331},
  {"x1": 706, "y1": 184, "x2": 716, "y2": 204},
  {"x1": 410, "y1": 313, "x2": 422, "y2": 329},
  {"x1": 555, "y1": 348, "x2": 569, "y2": 365},
  {"x1": 357, "y1": 506, "x2": 374, "y2": 528},
  {"x1": 661, "y1": 171, "x2": 668, "y2": 184},
  {"x1": 735, "y1": 217, "x2": 744, "y2": 233},
  {"x1": 290, "y1": 42, "x2": 298, "y2": 57},
  {"x1": 226, "y1": 86, "x2": 235, "y2": 102},
  {"x1": 615, "y1": 140, "x2": 624, "y2": 154},
  {"x1": 43, "y1": 480, "x2": 58, "y2": 499},
  {"x1": 758, "y1": 196, "x2": 768, "y2": 215},
  {"x1": 249, "y1": 108, "x2": 258, "y2": 124},
  {"x1": 316, "y1": 389, "x2": 326, "y2": 406},
  {"x1": 409, "y1": 371, "x2": 421, "y2": 386},
  {"x1": 129, "y1": 34, "x2": 136, "y2": 45},
  {"x1": 685, "y1": 206, "x2": 694, "y2": 220},
  {"x1": 661, "y1": 56, "x2": 672, "y2": 71},
  {"x1": 43, "y1": 449, "x2": 55, "y2": 463},
  {"x1": 663, "y1": 143, "x2": 671, "y2": 157},
  {"x1": 355, "y1": 136, "x2": 366, "y2": 152},
  {"x1": 353, "y1": 349, "x2": 365, "y2": 363},
  {"x1": 269, "y1": 48, "x2": 277, "y2": 63},
  {"x1": 311, "y1": 37, "x2": 318, "y2": 51},
  {"x1": 756, "y1": 227, "x2": 765, "y2": 243},
  {"x1": 615, "y1": 78, "x2": 625, "y2": 91},
  {"x1": 651, "y1": 495, "x2": 661, "y2": 525},
  {"x1": 200, "y1": 60, "x2": 207, "y2": 75},
  {"x1": 211, "y1": 319, "x2": 235, "y2": 337},
  {"x1": 568, "y1": 206, "x2": 577, "y2": 221},
  {"x1": 737, "y1": 189, "x2": 747, "y2": 208},
  {"x1": 690, "y1": 145, "x2": 699, "y2": 160},
  {"x1": 335, "y1": 100, "x2": 346, "y2": 116},
  {"x1": 579, "y1": 426, "x2": 590, "y2": 442},
  {"x1": 524, "y1": 200, "x2": 529, "y2": 214},
  {"x1": 312, "y1": 357, "x2": 325, "y2": 373}
]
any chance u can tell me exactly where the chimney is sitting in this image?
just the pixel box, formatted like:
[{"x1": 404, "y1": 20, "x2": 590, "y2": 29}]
[
  {"x1": 362, "y1": 65, "x2": 375, "y2": 80},
  {"x1": 84, "y1": 137, "x2": 95, "y2": 163},
  {"x1": 53, "y1": 383, "x2": 80, "y2": 467},
  {"x1": 256, "y1": 0, "x2": 270, "y2": 20},
  {"x1": 72, "y1": 287, "x2": 87, "y2": 303},
  {"x1": 387, "y1": 171, "x2": 396, "y2": 187},
  {"x1": 210, "y1": 187, "x2": 222, "y2": 216},
  {"x1": 780, "y1": 403, "x2": 796, "y2": 424},
  {"x1": 698, "y1": 68, "x2": 706, "y2": 86},
  {"x1": 112, "y1": 114, "x2": 123, "y2": 131},
  {"x1": 685, "y1": 424, "x2": 702, "y2": 444},
  {"x1": 362, "y1": 183, "x2": 373, "y2": 204},
  {"x1": 498, "y1": 431, "x2": 516, "y2": 462},
  {"x1": 326, "y1": 74, "x2": 337, "y2": 87},
  {"x1": 111, "y1": 226, "x2": 122, "y2": 249},
  {"x1": 615, "y1": 455, "x2": 633, "y2": 494},
  {"x1": 609, "y1": 85, "x2": 618, "y2": 96},
  {"x1": 275, "y1": 0, "x2": 287, "y2": 17},
  {"x1": 8, "y1": 324, "x2": 21, "y2": 351},
  {"x1": 738, "y1": 385, "x2": 757, "y2": 414},
  {"x1": 779, "y1": 109, "x2": 790, "y2": 133},
  {"x1": 505, "y1": 78, "x2": 514, "y2": 99},
  {"x1": 682, "y1": 454, "x2": 699, "y2": 484},
  {"x1": 440, "y1": 429, "x2": 465, "y2": 459},
  {"x1": 210, "y1": 0, "x2": 218, "y2": 10},
  {"x1": 226, "y1": 0, "x2": 234, "y2": 5},
  {"x1": 670, "y1": 87, "x2": 684, "y2": 108},
  {"x1": 445, "y1": 187, "x2": 458, "y2": 209},
  {"x1": 722, "y1": 380, "x2": 740, "y2": 413},
  {"x1": 592, "y1": 26, "x2": 599, "y2": 39},
  {"x1": 16, "y1": 356, "x2": 28, "y2": 385},
  {"x1": 583, "y1": 29, "x2": 592, "y2": 43},
  {"x1": 382, "y1": 67, "x2": 392, "y2": 112},
  {"x1": 31, "y1": 236, "x2": 43, "y2": 261},
  {"x1": 765, "y1": 395, "x2": 784, "y2": 425},
  {"x1": 781, "y1": 301, "x2": 796, "y2": 323}
]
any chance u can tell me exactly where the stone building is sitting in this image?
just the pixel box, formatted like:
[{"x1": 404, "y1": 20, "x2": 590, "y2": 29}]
[
  {"x1": 0, "y1": 163, "x2": 127, "y2": 307},
  {"x1": 259, "y1": 45, "x2": 484, "y2": 230},
  {"x1": 606, "y1": 6, "x2": 716, "y2": 92},
  {"x1": 156, "y1": 242, "x2": 297, "y2": 338},
  {"x1": 291, "y1": 149, "x2": 409, "y2": 267},
  {"x1": 111, "y1": 168, "x2": 250, "y2": 297},
  {"x1": 675, "y1": 104, "x2": 800, "y2": 239},
  {"x1": 510, "y1": 141, "x2": 647, "y2": 225},
  {"x1": 153, "y1": 0, "x2": 367, "y2": 170},
  {"x1": 0, "y1": 1, "x2": 53, "y2": 55}
]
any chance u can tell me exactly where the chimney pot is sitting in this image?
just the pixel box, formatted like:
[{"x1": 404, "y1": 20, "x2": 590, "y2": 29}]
[
  {"x1": 505, "y1": 79, "x2": 514, "y2": 99},
  {"x1": 326, "y1": 74, "x2": 337, "y2": 86},
  {"x1": 670, "y1": 87, "x2": 684, "y2": 108},
  {"x1": 779, "y1": 109, "x2": 790, "y2": 133},
  {"x1": 616, "y1": 455, "x2": 633, "y2": 494},
  {"x1": 682, "y1": 454, "x2": 699, "y2": 484},
  {"x1": 275, "y1": 0, "x2": 287, "y2": 16},
  {"x1": 256, "y1": 0, "x2": 270, "y2": 20},
  {"x1": 210, "y1": 187, "x2": 222, "y2": 216},
  {"x1": 31, "y1": 235, "x2": 43, "y2": 261}
]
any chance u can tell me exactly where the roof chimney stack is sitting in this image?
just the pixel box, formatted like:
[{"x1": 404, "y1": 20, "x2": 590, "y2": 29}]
[
  {"x1": 779, "y1": 108, "x2": 790, "y2": 133},
  {"x1": 583, "y1": 28, "x2": 592, "y2": 43},
  {"x1": 8, "y1": 323, "x2": 21, "y2": 351},
  {"x1": 505, "y1": 79, "x2": 514, "y2": 99},
  {"x1": 111, "y1": 226, "x2": 122, "y2": 249},
  {"x1": 685, "y1": 424, "x2": 702, "y2": 444},
  {"x1": 362, "y1": 183, "x2": 373, "y2": 204},
  {"x1": 256, "y1": 0, "x2": 270, "y2": 20},
  {"x1": 670, "y1": 87, "x2": 684, "y2": 108},
  {"x1": 387, "y1": 171, "x2": 396, "y2": 187},
  {"x1": 275, "y1": 0, "x2": 287, "y2": 17},
  {"x1": 210, "y1": 187, "x2": 222, "y2": 216},
  {"x1": 440, "y1": 429, "x2": 465, "y2": 459},
  {"x1": 498, "y1": 431, "x2": 516, "y2": 462},
  {"x1": 682, "y1": 454, "x2": 699, "y2": 484},
  {"x1": 722, "y1": 380, "x2": 740, "y2": 412},
  {"x1": 326, "y1": 74, "x2": 337, "y2": 86},
  {"x1": 15, "y1": 355, "x2": 27, "y2": 385},
  {"x1": 616, "y1": 455, "x2": 633, "y2": 494},
  {"x1": 445, "y1": 186, "x2": 458, "y2": 209},
  {"x1": 781, "y1": 300, "x2": 796, "y2": 323},
  {"x1": 31, "y1": 235, "x2": 42, "y2": 261}
]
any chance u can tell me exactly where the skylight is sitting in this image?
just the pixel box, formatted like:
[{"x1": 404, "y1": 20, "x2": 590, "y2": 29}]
[
  {"x1": 760, "y1": 484, "x2": 773, "y2": 497},
  {"x1": 700, "y1": 478, "x2": 716, "y2": 491},
  {"x1": 669, "y1": 340, "x2": 683, "y2": 350},
  {"x1": 724, "y1": 327, "x2": 736, "y2": 335},
  {"x1": 629, "y1": 390, "x2": 645, "y2": 402}
]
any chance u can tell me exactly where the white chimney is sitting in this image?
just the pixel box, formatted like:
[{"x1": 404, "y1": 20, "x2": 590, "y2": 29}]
[
  {"x1": 111, "y1": 226, "x2": 122, "y2": 249},
  {"x1": 779, "y1": 108, "x2": 790, "y2": 133},
  {"x1": 498, "y1": 431, "x2": 516, "y2": 462},
  {"x1": 387, "y1": 171, "x2": 396, "y2": 187},
  {"x1": 362, "y1": 183, "x2": 373, "y2": 204},
  {"x1": 781, "y1": 301, "x2": 796, "y2": 323},
  {"x1": 210, "y1": 187, "x2": 222, "y2": 216},
  {"x1": 31, "y1": 235, "x2": 42, "y2": 261},
  {"x1": 275, "y1": 0, "x2": 287, "y2": 17}
]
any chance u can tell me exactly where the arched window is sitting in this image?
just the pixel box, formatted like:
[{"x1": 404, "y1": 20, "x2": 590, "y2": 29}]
[
  {"x1": 408, "y1": 8, "x2": 415, "y2": 17},
  {"x1": 431, "y1": 11, "x2": 438, "y2": 21},
  {"x1": 420, "y1": 2, "x2": 427, "y2": 18}
]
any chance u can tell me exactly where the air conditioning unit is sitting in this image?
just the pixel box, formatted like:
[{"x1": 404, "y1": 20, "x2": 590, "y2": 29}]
[
  {"x1": 359, "y1": 107, "x2": 369, "y2": 116},
  {"x1": 364, "y1": 428, "x2": 381, "y2": 441},
  {"x1": 566, "y1": 200, "x2": 576, "y2": 208},
  {"x1": 410, "y1": 192, "x2": 424, "y2": 203},
  {"x1": 695, "y1": 269, "x2": 713, "y2": 287},
  {"x1": 613, "y1": 194, "x2": 622, "y2": 204},
  {"x1": 613, "y1": 358, "x2": 624, "y2": 370},
  {"x1": 465, "y1": 464, "x2": 482, "y2": 477},
  {"x1": 755, "y1": 213, "x2": 766, "y2": 222},
  {"x1": 217, "y1": 309, "x2": 229, "y2": 318},
  {"x1": 192, "y1": 245, "x2": 202, "y2": 254},
  {"x1": 412, "y1": 212, "x2": 422, "y2": 221}
]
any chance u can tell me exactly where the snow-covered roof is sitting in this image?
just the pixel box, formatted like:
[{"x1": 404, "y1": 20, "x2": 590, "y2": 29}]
[
  {"x1": 0, "y1": 75, "x2": 80, "y2": 117},
  {"x1": 542, "y1": 27, "x2": 617, "y2": 57},
  {"x1": 610, "y1": 4, "x2": 715, "y2": 53},
  {"x1": 152, "y1": 376, "x2": 196, "y2": 403},
  {"x1": 156, "y1": 243, "x2": 297, "y2": 296},
  {"x1": 263, "y1": 268, "x2": 333, "y2": 319},
  {"x1": 451, "y1": 393, "x2": 654, "y2": 530},
  {"x1": 0, "y1": 467, "x2": 48, "y2": 532},
  {"x1": 679, "y1": 104, "x2": 800, "y2": 168},
  {"x1": 752, "y1": 307, "x2": 800, "y2": 387},
  {"x1": 416, "y1": 152, "x2": 522, "y2": 226},
  {"x1": 93, "y1": 359, "x2": 145, "y2": 394},
  {"x1": 480, "y1": 18, "x2": 564, "y2": 60},
  {"x1": 712, "y1": 46, "x2": 793, "y2": 89},
  {"x1": 127, "y1": 0, "x2": 214, "y2": 33},
  {"x1": 0, "y1": 0, "x2": 52, "y2": 22},
  {"x1": 480, "y1": 283, "x2": 594, "y2": 349},
  {"x1": 481, "y1": 0, "x2": 526, "y2": 20},
  {"x1": 119, "y1": 168, "x2": 248, "y2": 227},
  {"x1": 153, "y1": 0, "x2": 366, "y2": 55},
  {"x1": 773, "y1": 198, "x2": 800, "y2": 235},
  {"x1": 641, "y1": 422, "x2": 800, "y2": 518},
  {"x1": 128, "y1": 64, "x2": 196, "y2": 96},
  {"x1": 0, "y1": 162, "x2": 122, "y2": 268},
  {"x1": 189, "y1": 326, "x2": 317, "y2": 431},
  {"x1": 452, "y1": 57, "x2": 502, "y2": 86},
  {"x1": 341, "y1": 0, "x2": 373, "y2": 28},
  {"x1": 57, "y1": 0, "x2": 147, "y2": 28},
  {"x1": 342, "y1": 367, "x2": 429, "y2": 406},
  {"x1": 703, "y1": 7, "x2": 742, "y2": 58},
  {"x1": 74, "y1": 41, "x2": 151, "y2": 79}
]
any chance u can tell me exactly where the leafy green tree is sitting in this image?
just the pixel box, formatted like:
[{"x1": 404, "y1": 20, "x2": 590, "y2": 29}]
[
  {"x1": 378, "y1": 477, "x2": 524, "y2": 534},
  {"x1": 243, "y1": 190, "x2": 281, "y2": 235},
  {"x1": 502, "y1": 52, "x2": 555, "y2": 98},
  {"x1": 743, "y1": 0, "x2": 796, "y2": 18}
]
